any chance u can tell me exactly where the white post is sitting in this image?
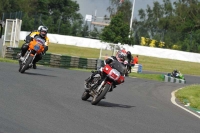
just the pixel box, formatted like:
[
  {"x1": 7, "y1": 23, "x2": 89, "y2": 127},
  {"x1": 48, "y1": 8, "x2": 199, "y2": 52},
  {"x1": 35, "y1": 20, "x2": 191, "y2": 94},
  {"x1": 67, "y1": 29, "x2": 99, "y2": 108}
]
[
  {"x1": 13, "y1": 19, "x2": 17, "y2": 47},
  {"x1": 3, "y1": 21, "x2": 8, "y2": 46},
  {"x1": 10, "y1": 20, "x2": 15, "y2": 47},
  {"x1": 129, "y1": 0, "x2": 135, "y2": 38},
  {"x1": 99, "y1": 43, "x2": 102, "y2": 59}
]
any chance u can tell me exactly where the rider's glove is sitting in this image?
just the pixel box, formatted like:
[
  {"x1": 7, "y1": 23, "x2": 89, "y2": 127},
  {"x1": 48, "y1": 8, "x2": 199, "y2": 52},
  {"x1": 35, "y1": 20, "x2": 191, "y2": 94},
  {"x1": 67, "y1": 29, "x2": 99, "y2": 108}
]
[{"x1": 44, "y1": 46, "x2": 48, "y2": 52}]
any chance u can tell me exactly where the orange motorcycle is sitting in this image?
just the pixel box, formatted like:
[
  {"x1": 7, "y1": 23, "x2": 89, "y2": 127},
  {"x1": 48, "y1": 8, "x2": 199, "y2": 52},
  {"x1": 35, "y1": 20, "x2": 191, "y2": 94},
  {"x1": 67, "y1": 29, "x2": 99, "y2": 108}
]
[{"x1": 19, "y1": 36, "x2": 45, "y2": 73}]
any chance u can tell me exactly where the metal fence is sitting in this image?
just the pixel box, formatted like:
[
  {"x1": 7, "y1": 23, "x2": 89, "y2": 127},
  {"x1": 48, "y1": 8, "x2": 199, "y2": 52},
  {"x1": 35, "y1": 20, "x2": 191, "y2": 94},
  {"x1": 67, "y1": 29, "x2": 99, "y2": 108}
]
[{"x1": 1, "y1": 12, "x2": 23, "y2": 21}]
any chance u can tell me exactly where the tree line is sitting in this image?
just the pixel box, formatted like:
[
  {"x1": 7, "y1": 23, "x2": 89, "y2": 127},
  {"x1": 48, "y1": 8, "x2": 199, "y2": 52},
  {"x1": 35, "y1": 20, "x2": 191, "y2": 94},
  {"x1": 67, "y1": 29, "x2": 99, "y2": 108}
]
[{"x1": 1, "y1": 0, "x2": 200, "y2": 53}]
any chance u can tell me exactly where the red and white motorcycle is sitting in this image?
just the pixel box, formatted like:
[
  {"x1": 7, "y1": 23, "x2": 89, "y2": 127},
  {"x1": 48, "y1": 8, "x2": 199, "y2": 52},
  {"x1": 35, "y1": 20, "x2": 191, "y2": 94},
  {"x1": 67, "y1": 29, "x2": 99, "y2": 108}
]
[{"x1": 81, "y1": 60, "x2": 125, "y2": 105}]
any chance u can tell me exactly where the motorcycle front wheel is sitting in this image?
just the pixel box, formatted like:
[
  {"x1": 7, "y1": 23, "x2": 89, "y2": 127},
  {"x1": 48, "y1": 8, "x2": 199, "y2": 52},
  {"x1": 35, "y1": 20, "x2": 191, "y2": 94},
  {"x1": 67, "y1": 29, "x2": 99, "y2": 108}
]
[
  {"x1": 18, "y1": 60, "x2": 22, "y2": 72},
  {"x1": 20, "y1": 55, "x2": 33, "y2": 73},
  {"x1": 91, "y1": 83, "x2": 110, "y2": 105}
]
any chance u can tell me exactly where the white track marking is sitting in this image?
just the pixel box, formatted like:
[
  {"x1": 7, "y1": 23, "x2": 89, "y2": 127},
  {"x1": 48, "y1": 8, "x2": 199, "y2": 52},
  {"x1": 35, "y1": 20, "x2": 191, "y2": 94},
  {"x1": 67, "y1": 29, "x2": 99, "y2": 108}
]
[{"x1": 171, "y1": 88, "x2": 200, "y2": 119}]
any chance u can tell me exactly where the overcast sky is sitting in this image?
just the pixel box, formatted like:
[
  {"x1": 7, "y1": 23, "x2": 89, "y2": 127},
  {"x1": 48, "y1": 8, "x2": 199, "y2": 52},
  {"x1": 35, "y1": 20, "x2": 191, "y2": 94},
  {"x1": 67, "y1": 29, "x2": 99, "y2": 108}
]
[{"x1": 73, "y1": 0, "x2": 176, "y2": 20}]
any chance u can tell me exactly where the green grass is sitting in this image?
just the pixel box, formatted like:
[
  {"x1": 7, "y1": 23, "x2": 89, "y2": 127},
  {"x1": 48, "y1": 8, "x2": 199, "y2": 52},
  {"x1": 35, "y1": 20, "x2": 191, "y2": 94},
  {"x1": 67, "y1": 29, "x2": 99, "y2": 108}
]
[
  {"x1": 175, "y1": 85, "x2": 200, "y2": 110},
  {"x1": 0, "y1": 58, "x2": 18, "y2": 63},
  {"x1": 139, "y1": 56, "x2": 200, "y2": 76},
  {"x1": 129, "y1": 73, "x2": 164, "y2": 81}
]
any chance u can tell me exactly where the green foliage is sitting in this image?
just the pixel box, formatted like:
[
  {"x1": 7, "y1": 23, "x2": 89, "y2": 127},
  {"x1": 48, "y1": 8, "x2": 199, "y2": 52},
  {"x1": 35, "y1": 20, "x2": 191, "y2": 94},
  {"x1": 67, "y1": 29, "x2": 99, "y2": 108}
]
[
  {"x1": 1, "y1": 0, "x2": 84, "y2": 36},
  {"x1": 89, "y1": 27, "x2": 100, "y2": 38},
  {"x1": 100, "y1": 12, "x2": 133, "y2": 45},
  {"x1": 135, "y1": 0, "x2": 200, "y2": 53}
]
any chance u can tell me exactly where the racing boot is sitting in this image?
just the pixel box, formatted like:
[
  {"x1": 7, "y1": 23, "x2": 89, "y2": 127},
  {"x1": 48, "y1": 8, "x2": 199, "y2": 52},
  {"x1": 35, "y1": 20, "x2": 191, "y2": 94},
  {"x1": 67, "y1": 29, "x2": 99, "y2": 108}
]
[
  {"x1": 84, "y1": 71, "x2": 98, "y2": 91},
  {"x1": 33, "y1": 63, "x2": 37, "y2": 69},
  {"x1": 16, "y1": 53, "x2": 21, "y2": 59},
  {"x1": 84, "y1": 76, "x2": 92, "y2": 91}
]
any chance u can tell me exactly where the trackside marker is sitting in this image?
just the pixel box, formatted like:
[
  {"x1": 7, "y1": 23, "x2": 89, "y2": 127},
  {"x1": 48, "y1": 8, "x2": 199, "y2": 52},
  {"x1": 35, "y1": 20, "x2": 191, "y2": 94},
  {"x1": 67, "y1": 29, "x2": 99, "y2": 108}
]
[{"x1": 184, "y1": 103, "x2": 190, "y2": 107}]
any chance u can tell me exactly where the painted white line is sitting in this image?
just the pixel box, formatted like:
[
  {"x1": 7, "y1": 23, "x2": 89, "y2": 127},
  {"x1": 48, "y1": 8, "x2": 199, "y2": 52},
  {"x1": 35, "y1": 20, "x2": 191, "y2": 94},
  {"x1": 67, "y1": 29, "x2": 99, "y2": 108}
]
[
  {"x1": 184, "y1": 103, "x2": 190, "y2": 107},
  {"x1": 171, "y1": 88, "x2": 200, "y2": 119}
]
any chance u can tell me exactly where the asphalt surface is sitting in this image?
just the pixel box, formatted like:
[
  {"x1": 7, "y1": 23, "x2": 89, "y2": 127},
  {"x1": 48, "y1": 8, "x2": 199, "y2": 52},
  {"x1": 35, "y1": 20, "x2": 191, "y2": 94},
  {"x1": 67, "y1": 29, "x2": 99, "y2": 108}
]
[{"x1": 0, "y1": 62, "x2": 200, "y2": 133}]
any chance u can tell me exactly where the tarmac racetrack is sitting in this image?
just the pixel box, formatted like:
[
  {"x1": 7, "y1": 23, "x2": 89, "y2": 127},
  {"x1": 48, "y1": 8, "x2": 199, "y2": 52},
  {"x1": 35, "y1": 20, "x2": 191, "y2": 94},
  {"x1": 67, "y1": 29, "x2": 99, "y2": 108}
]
[{"x1": 0, "y1": 62, "x2": 200, "y2": 133}]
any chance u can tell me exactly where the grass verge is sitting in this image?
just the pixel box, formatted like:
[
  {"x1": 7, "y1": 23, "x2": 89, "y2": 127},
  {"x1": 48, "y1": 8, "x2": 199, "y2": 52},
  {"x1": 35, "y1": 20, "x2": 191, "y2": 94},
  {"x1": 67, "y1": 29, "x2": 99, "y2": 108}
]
[
  {"x1": 175, "y1": 85, "x2": 200, "y2": 110},
  {"x1": 0, "y1": 58, "x2": 18, "y2": 63},
  {"x1": 129, "y1": 72, "x2": 164, "y2": 81}
]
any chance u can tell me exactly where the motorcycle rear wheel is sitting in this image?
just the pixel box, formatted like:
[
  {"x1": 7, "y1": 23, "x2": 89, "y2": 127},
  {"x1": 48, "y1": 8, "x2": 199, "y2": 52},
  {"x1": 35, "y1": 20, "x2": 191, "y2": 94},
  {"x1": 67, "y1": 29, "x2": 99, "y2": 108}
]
[
  {"x1": 91, "y1": 83, "x2": 110, "y2": 105},
  {"x1": 81, "y1": 91, "x2": 90, "y2": 101},
  {"x1": 20, "y1": 56, "x2": 33, "y2": 73}
]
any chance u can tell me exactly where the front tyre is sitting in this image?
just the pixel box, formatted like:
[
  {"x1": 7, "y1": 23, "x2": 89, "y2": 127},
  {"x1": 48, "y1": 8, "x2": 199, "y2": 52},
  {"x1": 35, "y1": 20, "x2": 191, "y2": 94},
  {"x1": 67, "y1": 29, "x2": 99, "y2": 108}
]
[
  {"x1": 91, "y1": 83, "x2": 110, "y2": 105},
  {"x1": 81, "y1": 90, "x2": 90, "y2": 101},
  {"x1": 20, "y1": 56, "x2": 33, "y2": 73},
  {"x1": 18, "y1": 60, "x2": 22, "y2": 72}
]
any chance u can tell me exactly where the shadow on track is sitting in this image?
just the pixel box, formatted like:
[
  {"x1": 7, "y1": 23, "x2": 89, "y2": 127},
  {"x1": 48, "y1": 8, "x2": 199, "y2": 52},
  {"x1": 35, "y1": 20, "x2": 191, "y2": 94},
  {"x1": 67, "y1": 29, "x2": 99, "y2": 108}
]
[
  {"x1": 87, "y1": 100, "x2": 135, "y2": 108},
  {"x1": 24, "y1": 72, "x2": 57, "y2": 77},
  {"x1": 36, "y1": 68, "x2": 54, "y2": 71}
]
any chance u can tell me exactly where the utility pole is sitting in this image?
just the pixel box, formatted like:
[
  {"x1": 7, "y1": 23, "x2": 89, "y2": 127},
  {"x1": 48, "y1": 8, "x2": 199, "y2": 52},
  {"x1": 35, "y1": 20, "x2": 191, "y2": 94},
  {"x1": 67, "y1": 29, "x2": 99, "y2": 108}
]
[{"x1": 129, "y1": 0, "x2": 135, "y2": 38}]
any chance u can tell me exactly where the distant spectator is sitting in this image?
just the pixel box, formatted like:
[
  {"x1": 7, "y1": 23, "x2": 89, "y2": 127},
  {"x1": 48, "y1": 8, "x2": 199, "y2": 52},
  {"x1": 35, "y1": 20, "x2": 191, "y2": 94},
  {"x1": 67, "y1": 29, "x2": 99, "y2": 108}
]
[{"x1": 131, "y1": 55, "x2": 139, "y2": 67}]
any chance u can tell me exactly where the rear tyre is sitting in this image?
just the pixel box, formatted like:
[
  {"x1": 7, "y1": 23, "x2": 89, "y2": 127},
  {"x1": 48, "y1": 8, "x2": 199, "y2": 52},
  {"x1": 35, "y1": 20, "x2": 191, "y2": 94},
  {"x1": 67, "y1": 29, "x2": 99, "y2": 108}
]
[
  {"x1": 20, "y1": 56, "x2": 33, "y2": 73},
  {"x1": 81, "y1": 91, "x2": 90, "y2": 101},
  {"x1": 91, "y1": 83, "x2": 110, "y2": 105}
]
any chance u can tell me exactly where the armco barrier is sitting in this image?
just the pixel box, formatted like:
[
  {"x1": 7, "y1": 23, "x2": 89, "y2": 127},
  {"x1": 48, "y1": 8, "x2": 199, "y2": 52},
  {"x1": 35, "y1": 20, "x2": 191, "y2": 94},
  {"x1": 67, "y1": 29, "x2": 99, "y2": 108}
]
[
  {"x1": 59, "y1": 55, "x2": 71, "y2": 68},
  {"x1": 4, "y1": 46, "x2": 98, "y2": 70},
  {"x1": 5, "y1": 47, "x2": 21, "y2": 59},
  {"x1": 131, "y1": 64, "x2": 142, "y2": 73},
  {"x1": 164, "y1": 75, "x2": 186, "y2": 84}
]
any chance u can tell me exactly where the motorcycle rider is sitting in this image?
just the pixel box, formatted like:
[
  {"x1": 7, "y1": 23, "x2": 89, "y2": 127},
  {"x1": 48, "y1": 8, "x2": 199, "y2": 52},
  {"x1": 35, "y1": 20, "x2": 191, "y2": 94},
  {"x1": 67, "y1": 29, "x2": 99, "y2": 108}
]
[
  {"x1": 85, "y1": 50, "x2": 127, "y2": 92},
  {"x1": 19, "y1": 26, "x2": 49, "y2": 69},
  {"x1": 126, "y1": 51, "x2": 133, "y2": 71},
  {"x1": 171, "y1": 69, "x2": 180, "y2": 78}
]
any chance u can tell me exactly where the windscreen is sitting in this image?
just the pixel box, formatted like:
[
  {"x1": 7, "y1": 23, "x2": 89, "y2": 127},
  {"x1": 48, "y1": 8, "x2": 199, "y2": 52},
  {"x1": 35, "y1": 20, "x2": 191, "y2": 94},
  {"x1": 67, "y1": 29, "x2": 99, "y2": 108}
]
[{"x1": 109, "y1": 60, "x2": 126, "y2": 75}]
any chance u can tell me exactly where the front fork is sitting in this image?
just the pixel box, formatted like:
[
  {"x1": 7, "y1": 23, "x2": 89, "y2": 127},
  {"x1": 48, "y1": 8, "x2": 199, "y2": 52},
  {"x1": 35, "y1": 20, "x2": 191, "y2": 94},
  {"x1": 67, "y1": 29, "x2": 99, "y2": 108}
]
[
  {"x1": 22, "y1": 50, "x2": 37, "y2": 66},
  {"x1": 96, "y1": 77, "x2": 112, "y2": 94},
  {"x1": 96, "y1": 77, "x2": 107, "y2": 92}
]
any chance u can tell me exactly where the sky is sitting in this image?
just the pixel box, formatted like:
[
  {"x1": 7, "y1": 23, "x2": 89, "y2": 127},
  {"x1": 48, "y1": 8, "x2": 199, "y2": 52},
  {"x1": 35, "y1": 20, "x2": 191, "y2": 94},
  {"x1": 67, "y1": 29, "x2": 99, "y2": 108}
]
[{"x1": 73, "y1": 0, "x2": 176, "y2": 21}]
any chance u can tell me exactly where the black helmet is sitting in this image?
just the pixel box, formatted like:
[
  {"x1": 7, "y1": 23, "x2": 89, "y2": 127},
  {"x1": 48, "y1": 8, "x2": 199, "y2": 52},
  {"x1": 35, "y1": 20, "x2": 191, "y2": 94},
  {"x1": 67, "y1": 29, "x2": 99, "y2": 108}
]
[
  {"x1": 127, "y1": 51, "x2": 131, "y2": 55},
  {"x1": 174, "y1": 69, "x2": 178, "y2": 73},
  {"x1": 39, "y1": 26, "x2": 48, "y2": 37}
]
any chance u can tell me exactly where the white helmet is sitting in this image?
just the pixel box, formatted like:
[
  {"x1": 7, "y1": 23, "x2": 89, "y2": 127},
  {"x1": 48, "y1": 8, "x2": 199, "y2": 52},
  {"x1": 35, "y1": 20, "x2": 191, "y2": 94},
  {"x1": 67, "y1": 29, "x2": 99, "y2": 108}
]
[
  {"x1": 38, "y1": 26, "x2": 48, "y2": 37},
  {"x1": 37, "y1": 26, "x2": 43, "y2": 31}
]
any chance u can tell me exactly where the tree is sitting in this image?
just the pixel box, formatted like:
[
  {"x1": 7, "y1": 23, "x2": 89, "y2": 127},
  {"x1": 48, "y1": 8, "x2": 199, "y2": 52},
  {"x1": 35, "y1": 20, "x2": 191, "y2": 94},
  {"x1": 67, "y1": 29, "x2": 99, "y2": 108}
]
[
  {"x1": 107, "y1": 0, "x2": 132, "y2": 23},
  {"x1": 100, "y1": 13, "x2": 131, "y2": 44},
  {"x1": 0, "y1": 0, "x2": 12, "y2": 16},
  {"x1": 90, "y1": 27, "x2": 100, "y2": 38}
]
